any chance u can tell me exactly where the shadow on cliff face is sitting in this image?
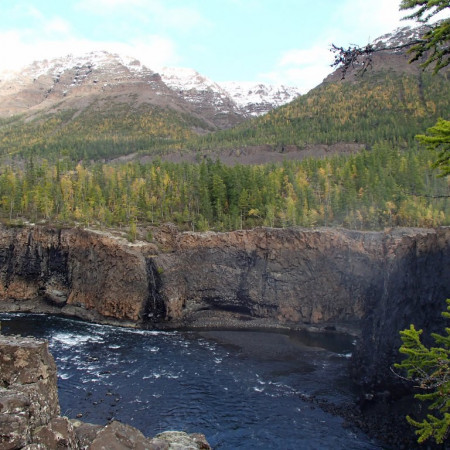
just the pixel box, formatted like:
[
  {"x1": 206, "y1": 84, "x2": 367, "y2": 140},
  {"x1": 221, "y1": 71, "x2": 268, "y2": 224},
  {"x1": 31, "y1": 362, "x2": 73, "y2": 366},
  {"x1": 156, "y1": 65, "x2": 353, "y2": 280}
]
[
  {"x1": 348, "y1": 235, "x2": 450, "y2": 450},
  {"x1": 144, "y1": 258, "x2": 166, "y2": 323},
  {"x1": 351, "y1": 236, "x2": 450, "y2": 391}
]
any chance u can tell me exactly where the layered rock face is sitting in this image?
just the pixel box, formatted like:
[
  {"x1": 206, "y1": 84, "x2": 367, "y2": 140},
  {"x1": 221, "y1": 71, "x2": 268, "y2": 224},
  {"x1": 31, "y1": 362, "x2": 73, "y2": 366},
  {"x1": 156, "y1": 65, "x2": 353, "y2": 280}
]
[
  {"x1": 0, "y1": 335, "x2": 211, "y2": 449},
  {"x1": 0, "y1": 226, "x2": 163, "y2": 324},
  {"x1": 154, "y1": 227, "x2": 385, "y2": 327},
  {"x1": 0, "y1": 224, "x2": 448, "y2": 390}
]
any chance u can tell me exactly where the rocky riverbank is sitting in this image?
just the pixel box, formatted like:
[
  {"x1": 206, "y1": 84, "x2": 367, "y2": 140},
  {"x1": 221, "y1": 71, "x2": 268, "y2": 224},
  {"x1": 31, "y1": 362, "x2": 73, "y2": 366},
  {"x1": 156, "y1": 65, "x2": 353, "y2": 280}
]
[
  {"x1": 0, "y1": 334, "x2": 211, "y2": 449},
  {"x1": 0, "y1": 223, "x2": 448, "y2": 394}
]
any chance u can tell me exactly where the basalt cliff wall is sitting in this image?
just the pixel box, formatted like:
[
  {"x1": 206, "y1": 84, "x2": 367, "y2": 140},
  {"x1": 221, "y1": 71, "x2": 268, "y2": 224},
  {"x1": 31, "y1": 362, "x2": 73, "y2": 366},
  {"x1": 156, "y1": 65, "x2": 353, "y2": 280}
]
[{"x1": 0, "y1": 224, "x2": 448, "y2": 389}]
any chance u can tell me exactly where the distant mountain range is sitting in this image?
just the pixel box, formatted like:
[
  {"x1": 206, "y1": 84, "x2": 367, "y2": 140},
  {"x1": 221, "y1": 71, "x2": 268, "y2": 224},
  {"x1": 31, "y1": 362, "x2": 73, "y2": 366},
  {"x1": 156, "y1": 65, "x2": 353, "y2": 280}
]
[
  {"x1": 0, "y1": 24, "x2": 448, "y2": 164},
  {"x1": 0, "y1": 52, "x2": 300, "y2": 128}
]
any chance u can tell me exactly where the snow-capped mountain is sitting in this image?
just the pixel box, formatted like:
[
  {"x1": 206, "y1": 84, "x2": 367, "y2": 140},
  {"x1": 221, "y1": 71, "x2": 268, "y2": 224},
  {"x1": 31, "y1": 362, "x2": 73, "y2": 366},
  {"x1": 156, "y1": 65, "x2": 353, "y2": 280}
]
[
  {"x1": 159, "y1": 66, "x2": 244, "y2": 129},
  {"x1": 0, "y1": 51, "x2": 173, "y2": 121},
  {"x1": 220, "y1": 81, "x2": 300, "y2": 116},
  {"x1": 160, "y1": 67, "x2": 300, "y2": 117},
  {"x1": 0, "y1": 51, "x2": 300, "y2": 128},
  {"x1": 372, "y1": 24, "x2": 431, "y2": 52}
]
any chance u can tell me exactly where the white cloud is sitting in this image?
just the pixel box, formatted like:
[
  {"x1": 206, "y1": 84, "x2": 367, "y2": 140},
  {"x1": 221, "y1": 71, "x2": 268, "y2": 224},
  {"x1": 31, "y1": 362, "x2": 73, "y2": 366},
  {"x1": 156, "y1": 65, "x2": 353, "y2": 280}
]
[
  {"x1": 330, "y1": 0, "x2": 416, "y2": 46},
  {"x1": 257, "y1": 1, "x2": 423, "y2": 93},
  {"x1": 76, "y1": 0, "x2": 148, "y2": 11},
  {"x1": 23, "y1": 5, "x2": 45, "y2": 21},
  {"x1": 0, "y1": 2, "x2": 181, "y2": 73},
  {"x1": 0, "y1": 30, "x2": 180, "y2": 72},
  {"x1": 75, "y1": 0, "x2": 210, "y2": 32},
  {"x1": 45, "y1": 17, "x2": 72, "y2": 36},
  {"x1": 259, "y1": 44, "x2": 334, "y2": 94}
]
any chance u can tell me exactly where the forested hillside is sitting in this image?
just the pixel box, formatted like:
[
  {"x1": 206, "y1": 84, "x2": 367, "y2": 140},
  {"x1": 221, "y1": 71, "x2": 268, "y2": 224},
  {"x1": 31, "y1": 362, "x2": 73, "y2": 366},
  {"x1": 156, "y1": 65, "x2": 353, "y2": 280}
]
[
  {"x1": 0, "y1": 102, "x2": 209, "y2": 162},
  {"x1": 190, "y1": 71, "x2": 450, "y2": 152},
  {"x1": 1, "y1": 69, "x2": 448, "y2": 162},
  {"x1": 0, "y1": 143, "x2": 446, "y2": 234}
]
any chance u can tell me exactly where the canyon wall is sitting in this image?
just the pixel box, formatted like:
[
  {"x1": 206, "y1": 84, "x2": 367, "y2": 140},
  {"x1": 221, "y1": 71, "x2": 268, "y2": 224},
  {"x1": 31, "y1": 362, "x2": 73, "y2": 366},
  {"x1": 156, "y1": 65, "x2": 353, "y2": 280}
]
[
  {"x1": 154, "y1": 226, "x2": 385, "y2": 328},
  {"x1": 0, "y1": 226, "x2": 164, "y2": 324},
  {"x1": 0, "y1": 224, "x2": 448, "y2": 389},
  {"x1": 350, "y1": 228, "x2": 450, "y2": 389}
]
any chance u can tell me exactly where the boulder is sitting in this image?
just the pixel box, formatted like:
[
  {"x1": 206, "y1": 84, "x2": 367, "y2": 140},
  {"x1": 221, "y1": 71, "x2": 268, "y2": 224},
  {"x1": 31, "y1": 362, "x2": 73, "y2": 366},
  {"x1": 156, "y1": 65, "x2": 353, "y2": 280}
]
[
  {"x1": 88, "y1": 420, "x2": 167, "y2": 450},
  {"x1": 32, "y1": 417, "x2": 78, "y2": 448},
  {"x1": 155, "y1": 431, "x2": 211, "y2": 449}
]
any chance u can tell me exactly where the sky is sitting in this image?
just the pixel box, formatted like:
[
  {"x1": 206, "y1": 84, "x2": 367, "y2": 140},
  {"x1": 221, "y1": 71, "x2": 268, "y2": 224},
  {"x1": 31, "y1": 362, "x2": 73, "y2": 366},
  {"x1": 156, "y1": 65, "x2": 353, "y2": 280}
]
[{"x1": 0, "y1": 0, "x2": 445, "y2": 93}]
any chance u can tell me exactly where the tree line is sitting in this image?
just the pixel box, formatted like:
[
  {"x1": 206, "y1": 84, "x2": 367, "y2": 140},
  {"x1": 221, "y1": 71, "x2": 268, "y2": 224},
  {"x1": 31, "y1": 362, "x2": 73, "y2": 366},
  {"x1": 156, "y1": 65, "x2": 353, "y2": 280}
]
[{"x1": 0, "y1": 142, "x2": 446, "y2": 233}]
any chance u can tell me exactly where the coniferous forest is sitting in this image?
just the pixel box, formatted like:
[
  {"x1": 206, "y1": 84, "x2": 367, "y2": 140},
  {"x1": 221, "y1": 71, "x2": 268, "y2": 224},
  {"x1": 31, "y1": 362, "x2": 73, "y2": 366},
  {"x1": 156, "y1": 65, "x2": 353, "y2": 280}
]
[{"x1": 0, "y1": 142, "x2": 447, "y2": 234}]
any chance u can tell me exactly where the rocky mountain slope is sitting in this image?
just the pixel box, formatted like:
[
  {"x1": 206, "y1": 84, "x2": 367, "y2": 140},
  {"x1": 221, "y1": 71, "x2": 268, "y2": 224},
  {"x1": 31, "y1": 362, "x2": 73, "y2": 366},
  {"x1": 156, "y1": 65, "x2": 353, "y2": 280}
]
[
  {"x1": 0, "y1": 51, "x2": 299, "y2": 126},
  {"x1": 191, "y1": 24, "x2": 450, "y2": 159}
]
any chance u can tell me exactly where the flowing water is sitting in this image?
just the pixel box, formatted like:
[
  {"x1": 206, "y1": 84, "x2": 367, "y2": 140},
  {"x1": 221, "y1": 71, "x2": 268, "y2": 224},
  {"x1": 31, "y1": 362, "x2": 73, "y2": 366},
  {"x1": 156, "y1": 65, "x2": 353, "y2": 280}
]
[{"x1": 0, "y1": 313, "x2": 382, "y2": 449}]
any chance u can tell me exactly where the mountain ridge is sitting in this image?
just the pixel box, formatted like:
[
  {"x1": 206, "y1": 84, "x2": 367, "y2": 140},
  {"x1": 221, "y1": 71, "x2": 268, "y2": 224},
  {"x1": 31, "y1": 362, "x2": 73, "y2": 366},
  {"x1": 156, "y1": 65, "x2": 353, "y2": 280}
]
[
  {"x1": 188, "y1": 23, "x2": 449, "y2": 160},
  {"x1": 0, "y1": 51, "x2": 300, "y2": 126},
  {"x1": 0, "y1": 23, "x2": 448, "y2": 165}
]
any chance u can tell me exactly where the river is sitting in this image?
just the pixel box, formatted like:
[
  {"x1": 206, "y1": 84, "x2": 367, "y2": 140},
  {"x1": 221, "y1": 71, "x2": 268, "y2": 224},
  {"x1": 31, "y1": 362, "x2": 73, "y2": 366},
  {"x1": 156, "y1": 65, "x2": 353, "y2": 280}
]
[{"x1": 0, "y1": 313, "x2": 381, "y2": 449}]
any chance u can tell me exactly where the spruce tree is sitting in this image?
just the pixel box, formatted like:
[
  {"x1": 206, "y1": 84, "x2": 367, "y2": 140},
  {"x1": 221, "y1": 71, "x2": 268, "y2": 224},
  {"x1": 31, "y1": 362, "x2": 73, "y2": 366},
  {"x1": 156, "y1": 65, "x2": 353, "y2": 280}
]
[
  {"x1": 395, "y1": 299, "x2": 450, "y2": 444},
  {"x1": 415, "y1": 118, "x2": 450, "y2": 177}
]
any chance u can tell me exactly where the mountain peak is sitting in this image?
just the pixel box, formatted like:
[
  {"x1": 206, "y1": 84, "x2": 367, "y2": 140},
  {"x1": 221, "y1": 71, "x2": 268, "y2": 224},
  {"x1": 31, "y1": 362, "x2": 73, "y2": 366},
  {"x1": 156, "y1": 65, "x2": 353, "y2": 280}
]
[
  {"x1": 372, "y1": 24, "x2": 432, "y2": 51},
  {"x1": 160, "y1": 66, "x2": 220, "y2": 91},
  {"x1": 220, "y1": 81, "x2": 300, "y2": 116},
  {"x1": 19, "y1": 51, "x2": 154, "y2": 79},
  {"x1": 0, "y1": 50, "x2": 300, "y2": 128}
]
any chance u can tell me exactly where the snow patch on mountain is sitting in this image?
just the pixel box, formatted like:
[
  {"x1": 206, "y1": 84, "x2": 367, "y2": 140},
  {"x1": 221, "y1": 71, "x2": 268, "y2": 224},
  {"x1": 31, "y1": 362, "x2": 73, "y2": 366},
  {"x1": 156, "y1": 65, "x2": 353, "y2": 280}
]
[
  {"x1": 372, "y1": 25, "x2": 430, "y2": 51},
  {"x1": 1, "y1": 51, "x2": 156, "y2": 86},
  {"x1": 0, "y1": 51, "x2": 301, "y2": 120},
  {"x1": 220, "y1": 81, "x2": 300, "y2": 115},
  {"x1": 160, "y1": 67, "x2": 300, "y2": 116},
  {"x1": 161, "y1": 67, "x2": 225, "y2": 93}
]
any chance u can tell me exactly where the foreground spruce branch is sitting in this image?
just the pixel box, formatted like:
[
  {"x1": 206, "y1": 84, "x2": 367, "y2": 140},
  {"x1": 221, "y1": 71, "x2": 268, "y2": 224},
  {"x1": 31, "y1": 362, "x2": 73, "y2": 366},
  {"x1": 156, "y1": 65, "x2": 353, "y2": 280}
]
[
  {"x1": 332, "y1": 1, "x2": 449, "y2": 79},
  {"x1": 395, "y1": 299, "x2": 450, "y2": 444}
]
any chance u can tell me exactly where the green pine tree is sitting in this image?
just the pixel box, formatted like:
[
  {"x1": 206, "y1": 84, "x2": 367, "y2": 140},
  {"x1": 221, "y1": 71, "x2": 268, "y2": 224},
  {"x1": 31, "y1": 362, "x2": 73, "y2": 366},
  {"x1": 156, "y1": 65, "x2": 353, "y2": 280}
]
[
  {"x1": 415, "y1": 118, "x2": 450, "y2": 177},
  {"x1": 400, "y1": 0, "x2": 450, "y2": 73},
  {"x1": 394, "y1": 299, "x2": 450, "y2": 444}
]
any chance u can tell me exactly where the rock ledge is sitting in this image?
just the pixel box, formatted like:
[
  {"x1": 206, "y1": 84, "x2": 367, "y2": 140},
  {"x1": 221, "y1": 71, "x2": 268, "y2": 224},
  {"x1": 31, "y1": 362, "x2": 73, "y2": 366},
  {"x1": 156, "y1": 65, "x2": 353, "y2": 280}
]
[{"x1": 0, "y1": 334, "x2": 211, "y2": 450}]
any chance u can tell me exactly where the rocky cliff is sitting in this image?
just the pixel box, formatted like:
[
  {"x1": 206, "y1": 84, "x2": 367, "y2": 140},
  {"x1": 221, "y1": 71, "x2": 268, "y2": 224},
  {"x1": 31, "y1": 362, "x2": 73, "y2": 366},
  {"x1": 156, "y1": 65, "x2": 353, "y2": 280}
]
[
  {"x1": 0, "y1": 226, "x2": 160, "y2": 324},
  {"x1": 350, "y1": 228, "x2": 450, "y2": 390},
  {"x1": 0, "y1": 224, "x2": 448, "y2": 390},
  {"x1": 0, "y1": 334, "x2": 211, "y2": 449}
]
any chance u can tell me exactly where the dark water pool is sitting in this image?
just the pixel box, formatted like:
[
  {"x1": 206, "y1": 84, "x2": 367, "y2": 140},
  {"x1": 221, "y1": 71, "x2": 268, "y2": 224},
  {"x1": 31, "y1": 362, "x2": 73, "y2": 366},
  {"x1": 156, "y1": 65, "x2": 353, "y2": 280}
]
[{"x1": 0, "y1": 313, "x2": 381, "y2": 449}]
